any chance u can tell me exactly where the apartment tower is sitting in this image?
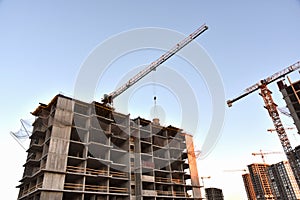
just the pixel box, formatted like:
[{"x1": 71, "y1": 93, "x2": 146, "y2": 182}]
[{"x1": 17, "y1": 94, "x2": 202, "y2": 200}]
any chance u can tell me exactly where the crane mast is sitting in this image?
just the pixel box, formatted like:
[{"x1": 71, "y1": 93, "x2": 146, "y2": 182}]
[
  {"x1": 227, "y1": 61, "x2": 300, "y2": 187},
  {"x1": 102, "y1": 24, "x2": 208, "y2": 104}
]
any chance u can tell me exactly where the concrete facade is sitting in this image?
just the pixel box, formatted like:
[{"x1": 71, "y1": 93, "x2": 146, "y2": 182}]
[{"x1": 17, "y1": 94, "x2": 202, "y2": 200}]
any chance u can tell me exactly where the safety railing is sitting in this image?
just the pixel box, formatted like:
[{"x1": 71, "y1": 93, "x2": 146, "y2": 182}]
[
  {"x1": 85, "y1": 185, "x2": 107, "y2": 192},
  {"x1": 64, "y1": 183, "x2": 83, "y2": 190},
  {"x1": 21, "y1": 182, "x2": 43, "y2": 196},
  {"x1": 157, "y1": 190, "x2": 172, "y2": 196},
  {"x1": 155, "y1": 176, "x2": 171, "y2": 183},
  {"x1": 110, "y1": 171, "x2": 127, "y2": 178},
  {"x1": 109, "y1": 187, "x2": 128, "y2": 193},
  {"x1": 172, "y1": 178, "x2": 184, "y2": 184},
  {"x1": 173, "y1": 191, "x2": 186, "y2": 196}
]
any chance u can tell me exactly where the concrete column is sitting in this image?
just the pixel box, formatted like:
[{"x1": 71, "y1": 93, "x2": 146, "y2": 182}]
[{"x1": 185, "y1": 133, "x2": 202, "y2": 199}]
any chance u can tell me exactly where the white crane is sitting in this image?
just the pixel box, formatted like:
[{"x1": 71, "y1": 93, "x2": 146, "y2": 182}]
[{"x1": 101, "y1": 24, "x2": 208, "y2": 105}]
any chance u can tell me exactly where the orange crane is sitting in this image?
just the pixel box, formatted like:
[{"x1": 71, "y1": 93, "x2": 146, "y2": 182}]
[
  {"x1": 101, "y1": 24, "x2": 208, "y2": 105},
  {"x1": 223, "y1": 169, "x2": 247, "y2": 173},
  {"x1": 251, "y1": 150, "x2": 283, "y2": 164},
  {"x1": 227, "y1": 61, "x2": 300, "y2": 186}
]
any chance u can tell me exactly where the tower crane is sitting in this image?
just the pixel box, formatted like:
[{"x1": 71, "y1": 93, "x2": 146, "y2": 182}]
[
  {"x1": 101, "y1": 24, "x2": 208, "y2": 105},
  {"x1": 223, "y1": 169, "x2": 247, "y2": 173},
  {"x1": 251, "y1": 150, "x2": 283, "y2": 164},
  {"x1": 267, "y1": 127, "x2": 295, "y2": 133},
  {"x1": 227, "y1": 61, "x2": 300, "y2": 186}
]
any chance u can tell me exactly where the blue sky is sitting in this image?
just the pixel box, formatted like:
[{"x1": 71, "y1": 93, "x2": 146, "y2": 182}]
[{"x1": 1, "y1": 1, "x2": 300, "y2": 199}]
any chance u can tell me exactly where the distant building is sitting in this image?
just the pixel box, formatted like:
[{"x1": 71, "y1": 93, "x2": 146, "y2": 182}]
[
  {"x1": 242, "y1": 173, "x2": 256, "y2": 200},
  {"x1": 294, "y1": 145, "x2": 300, "y2": 172},
  {"x1": 247, "y1": 163, "x2": 275, "y2": 200},
  {"x1": 205, "y1": 187, "x2": 224, "y2": 200},
  {"x1": 267, "y1": 161, "x2": 300, "y2": 199}
]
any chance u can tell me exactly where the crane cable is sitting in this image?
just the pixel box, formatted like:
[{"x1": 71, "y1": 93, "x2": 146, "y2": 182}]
[{"x1": 152, "y1": 73, "x2": 158, "y2": 118}]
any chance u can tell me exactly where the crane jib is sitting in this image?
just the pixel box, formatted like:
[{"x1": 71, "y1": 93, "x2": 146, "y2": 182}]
[
  {"x1": 227, "y1": 61, "x2": 300, "y2": 107},
  {"x1": 102, "y1": 24, "x2": 208, "y2": 104}
]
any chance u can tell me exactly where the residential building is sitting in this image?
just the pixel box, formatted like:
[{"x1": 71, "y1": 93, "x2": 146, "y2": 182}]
[{"x1": 17, "y1": 94, "x2": 202, "y2": 200}]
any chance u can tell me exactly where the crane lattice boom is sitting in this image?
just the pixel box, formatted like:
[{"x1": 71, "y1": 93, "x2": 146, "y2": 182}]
[
  {"x1": 102, "y1": 24, "x2": 208, "y2": 104},
  {"x1": 227, "y1": 61, "x2": 300, "y2": 107}
]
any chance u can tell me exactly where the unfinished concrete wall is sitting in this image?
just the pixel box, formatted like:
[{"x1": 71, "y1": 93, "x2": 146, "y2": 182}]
[
  {"x1": 278, "y1": 80, "x2": 300, "y2": 134},
  {"x1": 18, "y1": 94, "x2": 203, "y2": 200},
  {"x1": 43, "y1": 96, "x2": 73, "y2": 195},
  {"x1": 43, "y1": 172, "x2": 65, "y2": 190},
  {"x1": 40, "y1": 191, "x2": 63, "y2": 200}
]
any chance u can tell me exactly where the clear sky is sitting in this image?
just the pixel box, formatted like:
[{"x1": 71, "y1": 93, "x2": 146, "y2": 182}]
[{"x1": 1, "y1": 1, "x2": 300, "y2": 199}]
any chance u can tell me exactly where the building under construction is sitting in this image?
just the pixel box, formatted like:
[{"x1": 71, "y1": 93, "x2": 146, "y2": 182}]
[
  {"x1": 17, "y1": 94, "x2": 202, "y2": 200},
  {"x1": 278, "y1": 79, "x2": 300, "y2": 134}
]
